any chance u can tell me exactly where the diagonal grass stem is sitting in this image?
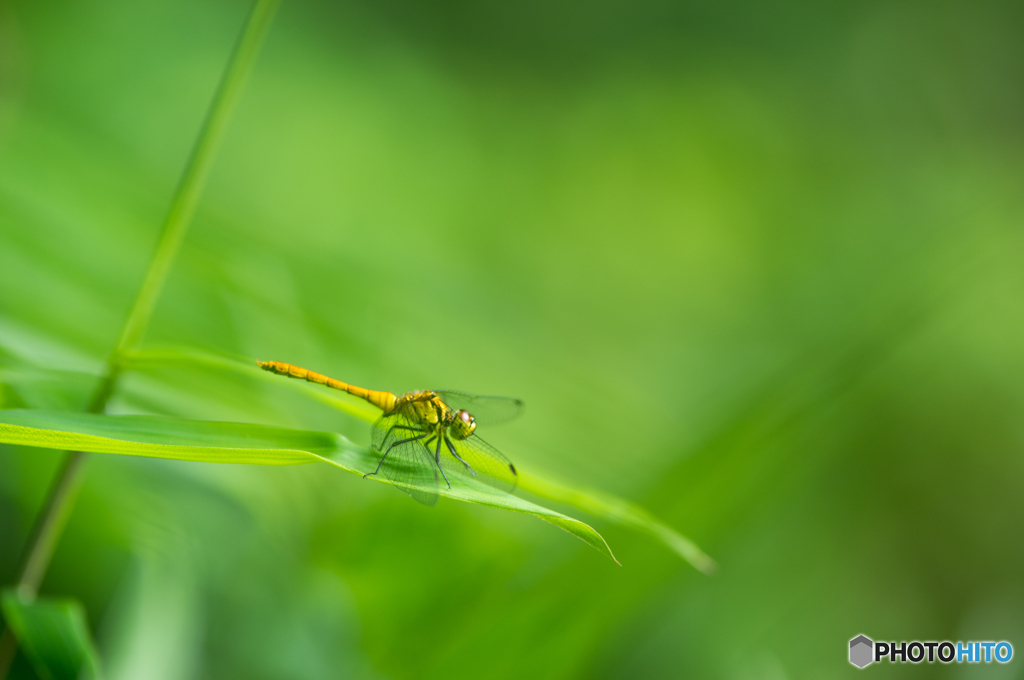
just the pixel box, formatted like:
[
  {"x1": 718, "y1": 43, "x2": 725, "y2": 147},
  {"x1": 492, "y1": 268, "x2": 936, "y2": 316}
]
[{"x1": 0, "y1": 0, "x2": 281, "y2": 675}]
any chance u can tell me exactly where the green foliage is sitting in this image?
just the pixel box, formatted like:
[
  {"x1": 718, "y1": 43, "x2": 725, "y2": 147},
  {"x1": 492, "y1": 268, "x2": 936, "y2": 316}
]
[
  {"x1": 1, "y1": 591, "x2": 102, "y2": 680},
  {"x1": 3, "y1": 0, "x2": 1024, "y2": 677}
]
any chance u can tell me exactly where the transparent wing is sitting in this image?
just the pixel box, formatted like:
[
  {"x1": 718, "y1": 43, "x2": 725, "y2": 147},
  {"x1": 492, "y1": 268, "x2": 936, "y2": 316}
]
[
  {"x1": 371, "y1": 408, "x2": 422, "y2": 451},
  {"x1": 433, "y1": 391, "x2": 524, "y2": 426},
  {"x1": 370, "y1": 411, "x2": 438, "y2": 506},
  {"x1": 440, "y1": 432, "x2": 517, "y2": 495}
]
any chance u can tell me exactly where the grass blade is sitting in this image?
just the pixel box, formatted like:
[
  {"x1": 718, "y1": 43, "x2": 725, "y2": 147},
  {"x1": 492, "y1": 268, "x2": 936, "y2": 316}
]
[
  {"x1": 1, "y1": 590, "x2": 102, "y2": 680},
  {"x1": 518, "y1": 472, "x2": 716, "y2": 573},
  {"x1": 0, "y1": 410, "x2": 618, "y2": 564},
  {"x1": 126, "y1": 346, "x2": 713, "y2": 570}
]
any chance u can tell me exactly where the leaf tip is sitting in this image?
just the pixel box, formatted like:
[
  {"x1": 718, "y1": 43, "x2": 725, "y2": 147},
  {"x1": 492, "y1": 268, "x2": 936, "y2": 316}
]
[
  {"x1": 596, "y1": 533, "x2": 621, "y2": 566},
  {"x1": 696, "y1": 555, "x2": 718, "y2": 575}
]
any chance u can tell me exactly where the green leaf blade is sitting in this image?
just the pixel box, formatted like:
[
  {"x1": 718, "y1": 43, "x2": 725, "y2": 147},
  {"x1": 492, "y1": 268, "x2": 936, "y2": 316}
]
[
  {"x1": 0, "y1": 413, "x2": 318, "y2": 466},
  {"x1": 518, "y1": 471, "x2": 716, "y2": 573},
  {"x1": 125, "y1": 346, "x2": 711, "y2": 569},
  {"x1": 1, "y1": 590, "x2": 102, "y2": 680},
  {"x1": 0, "y1": 410, "x2": 619, "y2": 563}
]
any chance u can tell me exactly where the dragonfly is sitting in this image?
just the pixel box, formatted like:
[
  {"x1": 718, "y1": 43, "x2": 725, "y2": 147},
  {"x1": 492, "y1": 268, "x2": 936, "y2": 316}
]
[{"x1": 258, "y1": 361, "x2": 522, "y2": 505}]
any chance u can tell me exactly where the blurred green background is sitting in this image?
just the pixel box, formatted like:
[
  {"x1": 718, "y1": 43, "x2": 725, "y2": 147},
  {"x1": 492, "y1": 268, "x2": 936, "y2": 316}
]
[{"x1": 2, "y1": 0, "x2": 1024, "y2": 677}]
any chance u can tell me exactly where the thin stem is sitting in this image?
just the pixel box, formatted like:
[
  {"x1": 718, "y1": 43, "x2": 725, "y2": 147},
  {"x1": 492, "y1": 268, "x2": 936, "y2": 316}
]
[
  {"x1": 0, "y1": 0, "x2": 281, "y2": 675},
  {"x1": 110, "y1": 0, "x2": 281, "y2": 359},
  {"x1": 14, "y1": 451, "x2": 91, "y2": 595}
]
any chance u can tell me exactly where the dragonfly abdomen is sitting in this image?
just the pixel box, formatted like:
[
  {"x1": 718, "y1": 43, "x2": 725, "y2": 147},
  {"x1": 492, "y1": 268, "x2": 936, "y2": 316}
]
[{"x1": 257, "y1": 361, "x2": 397, "y2": 412}]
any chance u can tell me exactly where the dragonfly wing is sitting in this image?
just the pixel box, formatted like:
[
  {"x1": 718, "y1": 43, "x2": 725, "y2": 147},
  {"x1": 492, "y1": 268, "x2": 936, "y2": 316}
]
[
  {"x1": 381, "y1": 439, "x2": 439, "y2": 506},
  {"x1": 434, "y1": 391, "x2": 524, "y2": 426},
  {"x1": 440, "y1": 433, "x2": 517, "y2": 495},
  {"x1": 371, "y1": 410, "x2": 418, "y2": 451},
  {"x1": 370, "y1": 412, "x2": 438, "y2": 506}
]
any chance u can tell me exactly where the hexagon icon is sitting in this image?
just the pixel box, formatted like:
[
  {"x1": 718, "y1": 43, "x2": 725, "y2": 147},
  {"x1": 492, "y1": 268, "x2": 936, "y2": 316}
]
[{"x1": 849, "y1": 635, "x2": 874, "y2": 668}]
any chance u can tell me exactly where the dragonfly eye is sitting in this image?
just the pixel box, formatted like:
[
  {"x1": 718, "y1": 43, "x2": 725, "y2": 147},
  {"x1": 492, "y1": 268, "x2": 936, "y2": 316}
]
[{"x1": 450, "y1": 409, "x2": 476, "y2": 439}]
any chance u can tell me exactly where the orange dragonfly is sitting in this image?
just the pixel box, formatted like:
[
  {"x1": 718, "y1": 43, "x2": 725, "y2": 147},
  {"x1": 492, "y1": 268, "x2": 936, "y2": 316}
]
[{"x1": 258, "y1": 361, "x2": 522, "y2": 505}]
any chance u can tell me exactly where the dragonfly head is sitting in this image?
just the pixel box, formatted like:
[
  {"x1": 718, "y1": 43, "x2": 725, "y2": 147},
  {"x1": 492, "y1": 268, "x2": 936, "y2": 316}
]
[{"x1": 449, "y1": 409, "x2": 476, "y2": 439}]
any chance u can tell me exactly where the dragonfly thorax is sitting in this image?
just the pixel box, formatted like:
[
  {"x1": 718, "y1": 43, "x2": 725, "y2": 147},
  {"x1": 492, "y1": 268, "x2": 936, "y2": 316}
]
[{"x1": 398, "y1": 391, "x2": 445, "y2": 426}]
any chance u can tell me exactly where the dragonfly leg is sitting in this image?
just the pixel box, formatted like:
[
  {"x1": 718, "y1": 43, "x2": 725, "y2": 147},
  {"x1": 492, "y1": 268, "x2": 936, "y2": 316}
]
[
  {"x1": 435, "y1": 436, "x2": 451, "y2": 489},
  {"x1": 444, "y1": 435, "x2": 477, "y2": 476},
  {"x1": 364, "y1": 434, "x2": 425, "y2": 479}
]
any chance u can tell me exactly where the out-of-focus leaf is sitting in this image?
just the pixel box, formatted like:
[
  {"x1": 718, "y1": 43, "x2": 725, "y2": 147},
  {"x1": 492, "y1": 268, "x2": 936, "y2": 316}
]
[
  {"x1": 0, "y1": 410, "x2": 619, "y2": 564},
  {"x1": 125, "y1": 347, "x2": 380, "y2": 422},
  {"x1": 0, "y1": 366, "x2": 97, "y2": 411},
  {"x1": 1, "y1": 589, "x2": 102, "y2": 680},
  {"x1": 128, "y1": 347, "x2": 715, "y2": 571},
  {"x1": 517, "y1": 472, "x2": 717, "y2": 574}
]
